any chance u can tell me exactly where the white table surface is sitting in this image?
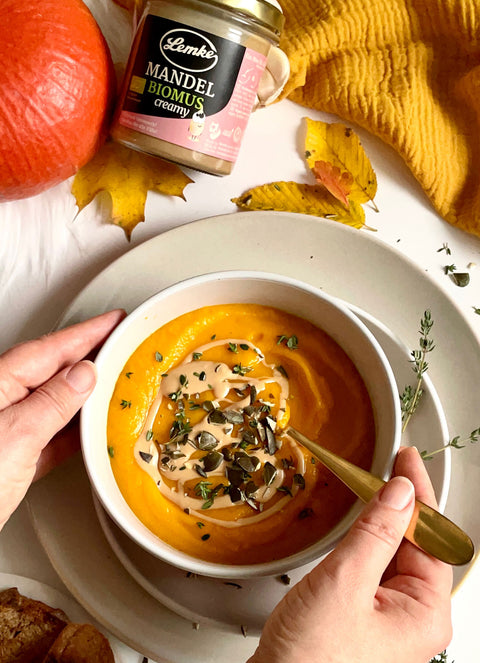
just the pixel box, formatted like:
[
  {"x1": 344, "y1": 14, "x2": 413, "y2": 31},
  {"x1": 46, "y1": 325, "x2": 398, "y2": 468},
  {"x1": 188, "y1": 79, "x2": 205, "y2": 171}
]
[{"x1": 1, "y1": 64, "x2": 480, "y2": 661}]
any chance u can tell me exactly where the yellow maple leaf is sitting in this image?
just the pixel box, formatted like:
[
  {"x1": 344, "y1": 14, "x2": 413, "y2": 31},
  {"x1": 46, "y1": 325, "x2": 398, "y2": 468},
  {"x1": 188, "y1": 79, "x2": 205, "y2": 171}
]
[
  {"x1": 72, "y1": 141, "x2": 193, "y2": 239},
  {"x1": 304, "y1": 118, "x2": 378, "y2": 211},
  {"x1": 232, "y1": 181, "x2": 366, "y2": 228}
]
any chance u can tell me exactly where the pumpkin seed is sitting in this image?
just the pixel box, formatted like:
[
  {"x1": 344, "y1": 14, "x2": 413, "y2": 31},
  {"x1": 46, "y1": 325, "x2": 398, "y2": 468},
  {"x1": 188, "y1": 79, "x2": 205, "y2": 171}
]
[
  {"x1": 263, "y1": 461, "x2": 277, "y2": 486},
  {"x1": 223, "y1": 410, "x2": 244, "y2": 425},
  {"x1": 203, "y1": 451, "x2": 223, "y2": 472},
  {"x1": 236, "y1": 454, "x2": 260, "y2": 473},
  {"x1": 227, "y1": 466, "x2": 245, "y2": 487},
  {"x1": 195, "y1": 431, "x2": 218, "y2": 450},
  {"x1": 208, "y1": 409, "x2": 227, "y2": 425},
  {"x1": 245, "y1": 480, "x2": 258, "y2": 497},
  {"x1": 229, "y1": 486, "x2": 243, "y2": 503},
  {"x1": 265, "y1": 426, "x2": 277, "y2": 455}
]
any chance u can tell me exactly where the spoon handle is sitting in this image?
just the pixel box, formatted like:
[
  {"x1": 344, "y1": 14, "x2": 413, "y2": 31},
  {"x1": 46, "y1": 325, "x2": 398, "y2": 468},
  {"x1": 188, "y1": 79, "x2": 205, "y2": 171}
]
[{"x1": 287, "y1": 427, "x2": 474, "y2": 566}]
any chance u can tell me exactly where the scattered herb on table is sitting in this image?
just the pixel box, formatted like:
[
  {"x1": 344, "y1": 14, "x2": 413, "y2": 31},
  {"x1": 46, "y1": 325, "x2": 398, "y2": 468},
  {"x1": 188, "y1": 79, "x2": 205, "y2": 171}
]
[
  {"x1": 444, "y1": 264, "x2": 456, "y2": 274},
  {"x1": 473, "y1": 306, "x2": 480, "y2": 315},
  {"x1": 437, "y1": 243, "x2": 451, "y2": 255}
]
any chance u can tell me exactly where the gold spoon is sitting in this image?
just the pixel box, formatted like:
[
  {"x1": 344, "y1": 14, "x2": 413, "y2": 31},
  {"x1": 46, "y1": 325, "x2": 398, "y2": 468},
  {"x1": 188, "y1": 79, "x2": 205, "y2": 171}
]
[{"x1": 287, "y1": 426, "x2": 474, "y2": 566}]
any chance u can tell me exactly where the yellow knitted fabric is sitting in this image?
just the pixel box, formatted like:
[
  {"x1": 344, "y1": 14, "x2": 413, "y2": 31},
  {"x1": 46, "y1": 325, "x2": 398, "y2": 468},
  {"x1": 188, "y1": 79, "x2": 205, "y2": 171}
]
[{"x1": 279, "y1": 0, "x2": 480, "y2": 237}]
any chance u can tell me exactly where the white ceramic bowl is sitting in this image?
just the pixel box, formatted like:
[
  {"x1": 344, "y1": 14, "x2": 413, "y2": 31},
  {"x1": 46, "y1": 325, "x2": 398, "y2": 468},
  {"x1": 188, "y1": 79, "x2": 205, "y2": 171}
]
[{"x1": 81, "y1": 271, "x2": 401, "y2": 579}]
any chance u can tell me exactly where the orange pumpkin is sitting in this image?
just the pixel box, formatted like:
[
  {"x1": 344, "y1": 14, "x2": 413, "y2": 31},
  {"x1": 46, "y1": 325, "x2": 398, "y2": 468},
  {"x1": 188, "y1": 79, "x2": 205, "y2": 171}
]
[{"x1": 0, "y1": 0, "x2": 115, "y2": 201}]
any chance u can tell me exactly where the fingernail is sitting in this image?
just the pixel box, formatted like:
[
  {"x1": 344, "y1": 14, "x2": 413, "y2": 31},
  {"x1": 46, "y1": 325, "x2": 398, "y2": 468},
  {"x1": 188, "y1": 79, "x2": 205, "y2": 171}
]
[
  {"x1": 379, "y1": 476, "x2": 414, "y2": 511},
  {"x1": 66, "y1": 361, "x2": 97, "y2": 393}
]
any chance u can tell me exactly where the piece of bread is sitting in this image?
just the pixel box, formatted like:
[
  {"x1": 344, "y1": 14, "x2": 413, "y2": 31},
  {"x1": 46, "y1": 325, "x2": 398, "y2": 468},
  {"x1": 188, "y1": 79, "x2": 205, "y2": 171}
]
[
  {"x1": 42, "y1": 623, "x2": 115, "y2": 663},
  {"x1": 0, "y1": 587, "x2": 69, "y2": 662}
]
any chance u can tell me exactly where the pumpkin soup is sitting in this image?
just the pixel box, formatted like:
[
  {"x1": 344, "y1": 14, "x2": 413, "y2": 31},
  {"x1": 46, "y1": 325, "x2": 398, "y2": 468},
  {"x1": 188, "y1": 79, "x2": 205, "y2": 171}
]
[{"x1": 107, "y1": 304, "x2": 375, "y2": 565}]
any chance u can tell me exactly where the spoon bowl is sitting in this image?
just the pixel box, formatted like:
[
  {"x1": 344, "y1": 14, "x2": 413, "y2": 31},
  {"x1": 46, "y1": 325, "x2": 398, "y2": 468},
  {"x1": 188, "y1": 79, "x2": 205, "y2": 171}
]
[{"x1": 287, "y1": 426, "x2": 474, "y2": 566}]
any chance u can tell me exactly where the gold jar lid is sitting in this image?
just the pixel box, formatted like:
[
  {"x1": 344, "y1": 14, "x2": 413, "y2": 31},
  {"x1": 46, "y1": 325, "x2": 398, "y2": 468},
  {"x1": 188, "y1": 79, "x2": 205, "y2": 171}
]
[{"x1": 204, "y1": 0, "x2": 285, "y2": 36}]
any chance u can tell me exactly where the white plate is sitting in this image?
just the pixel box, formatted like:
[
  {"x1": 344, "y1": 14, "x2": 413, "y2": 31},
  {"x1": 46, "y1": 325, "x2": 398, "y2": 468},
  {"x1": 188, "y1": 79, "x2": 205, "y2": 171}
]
[
  {"x1": 28, "y1": 211, "x2": 480, "y2": 662},
  {"x1": 0, "y1": 573, "x2": 140, "y2": 663},
  {"x1": 91, "y1": 306, "x2": 450, "y2": 636}
]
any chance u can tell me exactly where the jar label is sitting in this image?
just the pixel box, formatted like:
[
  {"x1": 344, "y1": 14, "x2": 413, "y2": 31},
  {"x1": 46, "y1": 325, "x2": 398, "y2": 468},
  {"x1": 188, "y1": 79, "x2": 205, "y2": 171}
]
[{"x1": 117, "y1": 14, "x2": 267, "y2": 163}]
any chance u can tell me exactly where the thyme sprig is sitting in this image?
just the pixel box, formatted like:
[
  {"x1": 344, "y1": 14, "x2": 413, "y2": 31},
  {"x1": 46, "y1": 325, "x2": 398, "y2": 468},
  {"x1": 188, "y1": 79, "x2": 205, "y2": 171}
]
[
  {"x1": 401, "y1": 311, "x2": 479, "y2": 462},
  {"x1": 400, "y1": 310, "x2": 435, "y2": 432},
  {"x1": 421, "y1": 428, "x2": 480, "y2": 461}
]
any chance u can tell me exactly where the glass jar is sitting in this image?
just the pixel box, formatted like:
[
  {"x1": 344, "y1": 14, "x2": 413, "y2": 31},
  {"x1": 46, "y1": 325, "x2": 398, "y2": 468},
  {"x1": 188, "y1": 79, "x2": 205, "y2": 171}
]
[{"x1": 111, "y1": 0, "x2": 284, "y2": 175}]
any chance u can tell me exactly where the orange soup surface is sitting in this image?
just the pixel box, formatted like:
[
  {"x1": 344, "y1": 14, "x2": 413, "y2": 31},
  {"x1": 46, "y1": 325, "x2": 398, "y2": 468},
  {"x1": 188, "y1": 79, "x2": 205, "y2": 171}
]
[{"x1": 107, "y1": 304, "x2": 375, "y2": 564}]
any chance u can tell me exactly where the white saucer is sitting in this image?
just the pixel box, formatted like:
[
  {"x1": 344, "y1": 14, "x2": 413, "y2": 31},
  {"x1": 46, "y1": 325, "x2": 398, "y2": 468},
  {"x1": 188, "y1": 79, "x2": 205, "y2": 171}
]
[
  {"x1": 0, "y1": 573, "x2": 139, "y2": 663},
  {"x1": 91, "y1": 306, "x2": 450, "y2": 636},
  {"x1": 28, "y1": 212, "x2": 480, "y2": 662}
]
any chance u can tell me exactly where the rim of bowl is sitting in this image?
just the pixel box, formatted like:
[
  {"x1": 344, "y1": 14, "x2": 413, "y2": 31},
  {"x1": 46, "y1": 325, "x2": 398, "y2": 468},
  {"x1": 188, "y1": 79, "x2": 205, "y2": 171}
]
[{"x1": 81, "y1": 269, "x2": 401, "y2": 579}]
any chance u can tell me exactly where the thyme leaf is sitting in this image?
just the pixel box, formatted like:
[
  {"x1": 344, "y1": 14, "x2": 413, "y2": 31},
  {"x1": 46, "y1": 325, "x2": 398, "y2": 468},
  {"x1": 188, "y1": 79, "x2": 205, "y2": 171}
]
[{"x1": 277, "y1": 334, "x2": 299, "y2": 350}]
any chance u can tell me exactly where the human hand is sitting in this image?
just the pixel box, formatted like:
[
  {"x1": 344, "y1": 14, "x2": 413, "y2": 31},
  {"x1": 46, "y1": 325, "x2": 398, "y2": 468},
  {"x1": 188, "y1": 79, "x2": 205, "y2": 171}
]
[
  {"x1": 0, "y1": 310, "x2": 125, "y2": 530},
  {"x1": 249, "y1": 447, "x2": 453, "y2": 663}
]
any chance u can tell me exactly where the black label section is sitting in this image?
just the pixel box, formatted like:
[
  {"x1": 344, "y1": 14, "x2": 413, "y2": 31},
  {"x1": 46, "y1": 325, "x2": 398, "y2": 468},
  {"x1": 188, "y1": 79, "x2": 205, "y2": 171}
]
[{"x1": 123, "y1": 14, "x2": 246, "y2": 120}]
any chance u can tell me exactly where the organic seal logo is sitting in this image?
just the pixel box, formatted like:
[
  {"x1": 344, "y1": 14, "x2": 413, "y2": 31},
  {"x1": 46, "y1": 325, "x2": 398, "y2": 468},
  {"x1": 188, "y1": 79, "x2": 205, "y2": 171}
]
[{"x1": 160, "y1": 29, "x2": 219, "y2": 73}]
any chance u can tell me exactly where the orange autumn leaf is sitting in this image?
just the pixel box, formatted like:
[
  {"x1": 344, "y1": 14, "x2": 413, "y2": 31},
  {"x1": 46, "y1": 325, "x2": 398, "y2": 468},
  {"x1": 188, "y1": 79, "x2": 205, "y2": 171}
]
[
  {"x1": 312, "y1": 160, "x2": 354, "y2": 207},
  {"x1": 72, "y1": 141, "x2": 193, "y2": 240},
  {"x1": 232, "y1": 181, "x2": 366, "y2": 228},
  {"x1": 305, "y1": 118, "x2": 378, "y2": 211}
]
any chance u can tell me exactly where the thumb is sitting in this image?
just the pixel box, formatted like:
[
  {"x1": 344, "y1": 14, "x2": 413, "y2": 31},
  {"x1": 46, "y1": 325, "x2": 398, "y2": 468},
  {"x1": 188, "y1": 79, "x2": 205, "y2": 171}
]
[
  {"x1": 7, "y1": 360, "x2": 97, "y2": 459},
  {"x1": 324, "y1": 476, "x2": 415, "y2": 595}
]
